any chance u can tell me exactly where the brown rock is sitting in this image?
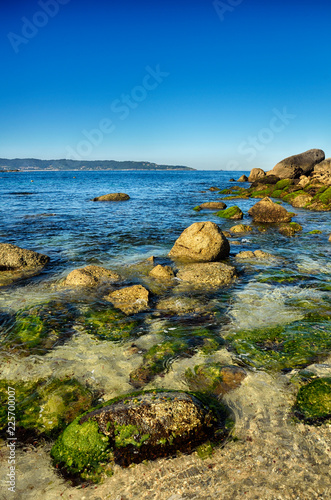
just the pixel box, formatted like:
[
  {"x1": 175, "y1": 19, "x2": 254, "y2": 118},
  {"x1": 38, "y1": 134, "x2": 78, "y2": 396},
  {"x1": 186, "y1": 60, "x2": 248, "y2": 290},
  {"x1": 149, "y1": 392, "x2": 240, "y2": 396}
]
[
  {"x1": 208, "y1": 186, "x2": 220, "y2": 191},
  {"x1": 248, "y1": 168, "x2": 266, "y2": 182},
  {"x1": 235, "y1": 250, "x2": 275, "y2": 260},
  {"x1": 311, "y1": 158, "x2": 331, "y2": 186},
  {"x1": 92, "y1": 193, "x2": 130, "y2": 201},
  {"x1": 168, "y1": 221, "x2": 230, "y2": 262},
  {"x1": 230, "y1": 224, "x2": 252, "y2": 233},
  {"x1": 185, "y1": 363, "x2": 247, "y2": 396},
  {"x1": 199, "y1": 202, "x2": 227, "y2": 210},
  {"x1": 149, "y1": 265, "x2": 175, "y2": 280},
  {"x1": 268, "y1": 149, "x2": 325, "y2": 178},
  {"x1": 176, "y1": 262, "x2": 236, "y2": 287},
  {"x1": 0, "y1": 243, "x2": 49, "y2": 271},
  {"x1": 248, "y1": 197, "x2": 292, "y2": 223},
  {"x1": 104, "y1": 285, "x2": 149, "y2": 314},
  {"x1": 290, "y1": 193, "x2": 313, "y2": 208},
  {"x1": 237, "y1": 175, "x2": 248, "y2": 182},
  {"x1": 63, "y1": 265, "x2": 121, "y2": 288}
]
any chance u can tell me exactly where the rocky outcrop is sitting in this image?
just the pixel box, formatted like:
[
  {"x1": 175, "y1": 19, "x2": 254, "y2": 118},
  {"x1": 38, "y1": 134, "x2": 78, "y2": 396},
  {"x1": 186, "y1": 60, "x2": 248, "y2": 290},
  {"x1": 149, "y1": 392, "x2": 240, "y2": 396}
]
[
  {"x1": 51, "y1": 391, "x2": 224, "y2": 480},
  {"x1": 63, "y1": 265, "x2": 121, "y2": 288},
  {"x1": 176, "y1": 262, "x2": 236, "y2": 287},
  {"x1": 248, "y1": 197, "x2": 293, "y2": 223},
  {"x1": 0, "y1": 243, "x2": 49, "y2": 271},
  {"x1": 237, "y1": 175, "x2": 248, "y2": 182},
  {"x1": 92, "y1": 193, "x2": 130, "y2": 201},
  {"x1": 268, "y1": 149, "x2": 325, "y2": 178},
  {"x1": 215, "y1": 206, "x2": 243, "y2": 220},
  {"x1": 248, "y1": 168, "x2": 266, "y2": 182},
  {"x1": 149, "y1": 265, "x2": 175, "y2": 280},
  {"x1": 168, "y1": 221, "x2": 230, "y2": 262},
  {"x1": 104, "y1": 285, "x2": 149, "y2": 314},
  {"x1": 198, "y1": 202, "x2": 227, "y2": 210}
]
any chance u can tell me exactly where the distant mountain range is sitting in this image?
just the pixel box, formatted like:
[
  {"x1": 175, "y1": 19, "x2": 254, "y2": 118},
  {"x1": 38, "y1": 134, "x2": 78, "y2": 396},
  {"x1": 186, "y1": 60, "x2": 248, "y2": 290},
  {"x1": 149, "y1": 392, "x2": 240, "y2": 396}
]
[{"x1": 0, "y1": 158, "x2": 195, "y2": 171}]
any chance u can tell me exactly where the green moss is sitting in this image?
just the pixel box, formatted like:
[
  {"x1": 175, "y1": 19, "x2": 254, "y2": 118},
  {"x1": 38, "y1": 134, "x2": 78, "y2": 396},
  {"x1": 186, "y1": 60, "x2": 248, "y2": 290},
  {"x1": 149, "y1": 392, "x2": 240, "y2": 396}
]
[
  {"x1": 250, "y1": 188, "x2": 273, "y2": 198},
  {"x1": 193, "y1": 206, "x2": 201, "y2": 211},
  {"x1": 51, "y1": 417, "x2": 112, "y2": 481},
  {"x1": 275, "y1": 179, "x2": 292, "y2": 190},
  {"x1": 272, "y1": 190, "x2": 282, "y2": 198},
  {"x1": 185, "y1": 363, "x2": 225, "y2": 394},
  {"x1": 295, "y1": 378, "x2": 331, "y2": 422},
  {"x1": 282, "y1": 190, "x2": 306, "y2": 203},
  {"x1": 196, "y1": 441, "x2": 214, "y2": 459},
  {"x1": 314, "y1": 186, "x2": 331, "y2": 205},
  {"x1": 80, "y1": 306, "x2": 139, "y2": 342},
  {"x1": 308, "y1": 230, "x2": 323, "y2": 234},
  {"x1": 114, "y1": 423, "x2": 150, "y2": 448},
  {"x1": 215, "y1": 206, "x2": 243, "y2": 219}
]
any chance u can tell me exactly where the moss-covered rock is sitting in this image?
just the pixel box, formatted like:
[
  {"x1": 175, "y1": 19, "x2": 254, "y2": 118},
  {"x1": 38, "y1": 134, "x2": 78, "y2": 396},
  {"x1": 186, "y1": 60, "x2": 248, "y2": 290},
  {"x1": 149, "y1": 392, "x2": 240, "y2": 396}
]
[
  {"x1": 215, "y1": 206, "x2": 243, "y2": 220},
  {"x1": 79, "y1": 305, "x2": 140, "y2": 342},
  {"x1": 0, "y1": 378, "x2": 94, "y2": 438},
  {"x1": 294, "y1": 378, "x2": 331, "y2": 423},
  {"x1": 185, "y1": 363, "x2": 246, "y2": 396},
  {"x1": 51, "y1": 390, "x2": 229, "y2": 481},
  {"x1": 278, "y1": 222, "x2": 303, "y2": 236},
  {"x1": 229, "y1": 224, "x2": 252, "y2": 233}
]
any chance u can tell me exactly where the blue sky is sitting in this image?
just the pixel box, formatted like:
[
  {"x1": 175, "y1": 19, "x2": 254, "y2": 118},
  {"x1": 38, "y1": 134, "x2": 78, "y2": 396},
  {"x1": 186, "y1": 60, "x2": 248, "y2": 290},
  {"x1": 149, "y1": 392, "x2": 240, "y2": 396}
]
[{"x1": 1, "y1": 0, "x2": 331, "y2": 170}]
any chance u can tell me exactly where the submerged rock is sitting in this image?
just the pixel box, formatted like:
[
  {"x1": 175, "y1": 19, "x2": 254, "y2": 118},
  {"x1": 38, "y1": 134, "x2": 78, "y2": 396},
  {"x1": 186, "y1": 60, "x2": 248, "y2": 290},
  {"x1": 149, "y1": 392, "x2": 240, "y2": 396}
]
[
  {"x1": 230, "y1": 224, "x2": 252, "y2": 233},
  {"x1": 92, "y1": 193, "x2": 130, "y2": 201},
  {"x1": 215, "y1": 206, "x2": 243, "y2": 220},
  {"x1": 185, "y1": 363, "x2": 247, "y2": 396},
  {"x1": 248, "y1": 197, "x2": 292, "y2": 223},
  {"x1": 79, "y1": 305, "x2": 139, "y2": 342},
  {"x1": 168, "y1": 221, "x2": 230, "y2": 262},
  {"x1": 176, "y1": 262, "x2": 236, "y2": 288},
  {"x1": 0, "y1": 243, "x2": 49, "y2": 271},
  {"x1": 294, "y1": 378, "x2": 331, "y2": 423},
  {"x1": 104, "y1": 285, "x2": 149, "y2": 314},
  {"x1": 235, "y1": 250, "x2": 275, "y2": 260},
  {"x1": 51, "y1": 391, "x2": 228, "y2": 481},
  {"x1": 63, "y1": 265, "x2": 121, "y2": 288},
  {"x1": 149, "y1": 265, "x2": 175, "y2": 280}
]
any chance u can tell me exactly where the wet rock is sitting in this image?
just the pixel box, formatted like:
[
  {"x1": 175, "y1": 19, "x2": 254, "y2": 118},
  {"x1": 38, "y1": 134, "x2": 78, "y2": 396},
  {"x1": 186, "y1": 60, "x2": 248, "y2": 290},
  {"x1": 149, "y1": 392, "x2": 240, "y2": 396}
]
[
  {"x1": 79, "y1": 305, "x2": 139, "y2": 342},
  {"x1": 278, "y1": 222, "x2": 303, "y2": 236},
  {"x1": 294, "y1": 377, "x2": 331, "y2": 423},
  {"x1": 268, "y1": 149, "x2": 325, "y2": 178},
  {"x1": 235, "y1": 250, "x2": 275, "y2": 260},
  {"x1": 176, "y1": 262, "x2": 236, "y2": 287},
  {"x1": 329, "y1": 234, "x2": 331, "y2": 243},
  {"x1": 0, "y1": 243, "x2": 49, "y2": 271},
  {"x1": 248, "y1": 197, "x2": 292, "y2": 223},
  {"x1": 92, "y1": 193, "x2": 130, "y2": 201},
  {"x1": 63, "y1": 265, "x2": 121, "y2": 288},
  {"x1": 146, "y1": 256, "x2": 155, "y2": 263},
  {"x1": 149, "y1": 265, "x2": 175, "y2": 280},
  {"x1": 156, "y1": 296, "x2": 207, "y2": 315},
  {"x1": 51, "y1": 391, "x2": 226, "y2": 481},
  {"x1": 208, "y1": 186, "x2": 220, "y2": 191},
  {"x1": 185, "y1": 363, "x2": 247, "y2": 396},
  {"x1": 168, "y1": 221, "x2": 230, "y2": 262},
  {"x1": 237, "y1": 175, "x2": 248, "y2": 182},
  {"x1": 104, "y1": 285, "x2": 149, "y2": 314},
  {"x1": 199, "y1": 202, "x2": 227, "y2": 210},
  {"x1": 229, "y1": 178, "x2": 235, "y2": 182},
  {"x1": 230, "y1": 224, "x2": 252, "y2": 233},
  {"x1": 290, "y1": 193, "x2": 313, "y2": 208},
  {"x1": 215, "y1": 206, "x2": 243, "y2": 220},
  {"x1": 248, "y1": 168, "x2": 266, "y2": 182}
]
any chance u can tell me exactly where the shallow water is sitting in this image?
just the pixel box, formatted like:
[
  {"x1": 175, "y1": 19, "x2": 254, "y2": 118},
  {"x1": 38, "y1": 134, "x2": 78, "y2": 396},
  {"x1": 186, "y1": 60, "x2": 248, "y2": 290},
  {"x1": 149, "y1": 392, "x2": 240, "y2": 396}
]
[{"x1": 0, "y1": 170, "x2": 330, "y2": 499}]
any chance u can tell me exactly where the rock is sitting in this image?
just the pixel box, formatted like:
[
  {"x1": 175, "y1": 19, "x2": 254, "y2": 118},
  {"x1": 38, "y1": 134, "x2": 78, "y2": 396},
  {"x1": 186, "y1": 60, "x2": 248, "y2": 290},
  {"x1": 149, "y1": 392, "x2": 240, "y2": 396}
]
[
  {"x1": 146, "y1": 256, "x2": 155, "y2": 263},
  {"x1": 250, "y1": 175, "x2": 280, "y2": 188},
  {"x1": 229, "y1": 178, "x2": 235, "y2": 182},
  {"x1": 92, "y1": 193, "x2": 130, "y2": 201},
  {"x1": 290, "y1": 193, "x2": 313, "y2": 208},
  {"x1": 185, "y1": 363, "x2": 247, "y2": 396},
  {"x1": 215, "y1": 206, "x2": 243, "y2": 220},
  {"x1": 294, "y1": 377, "x2": 331, "y2": 423},
  {"x1": 149, "y1": 265, "x2": 175, "y2": 280},
  {"x1": 51, "y1": 391, "x2": 224, "y2": 480},
  {"x1": 235, "y1": 250, "x2": 275, "y2": 259},
  {"x1": 311, "y1": 158, "x2": 331, "y2": 186},
  {"x1": 329, "y1": 234, "x2": 331, "y2": 243},
  {"x1": 208, "y1": 187, "x2": 220, "y2": 191},
  {"x1": 278, "y1": 222, "x2": 303, "y2": 236},
  {"x1": 176, "y1": 262, "x2": 236, "y2": 287},
  {"x1": 222, "y1": 231, "x2": 232, "y2": 238},
  {"x1": 230, "y1": 224, "x2": 252, "y2": 233},
  {"x1": 268, "y1": 149, "x2": 325, "y2": 178},
  {"x1": 237, "y1": 175, "x2": 248, "y2": 182},
  {"x1": 248, "y1": 197, "x2": 292, "y2": 223},
  {"x1": 248, "y1": 168, "x2": 266, "y2": 182},
  {"x1": 79, "y1": 305, "x2": 139, "y2": 342},
  {"x1": 253, "y1": 250, "x2": 275, "y2": 259},
  {"x1": 63, "y1": 265, "x2": 121, "y2": 288},
  {"x1": 298, "y1": 175, "x2": 310, "y2": 188},
  {"x1": 0, "y1": 243, "x2": 50, "y2": 271},
  {"x1": 199, "y1": 202, "x2": 227, "y2": 210},
  {"x1": 235, "y1": 251, "x2": 254, "y2": 259},
  {"x1": 104, "y1": 285, "x2": 149, "y2": 314},
  {"x1": 168, "y1": 221, "x2": 230, "y2": 262},
  {"x1": 155, "y1": 296, "x2": 207, "y2": 315}
]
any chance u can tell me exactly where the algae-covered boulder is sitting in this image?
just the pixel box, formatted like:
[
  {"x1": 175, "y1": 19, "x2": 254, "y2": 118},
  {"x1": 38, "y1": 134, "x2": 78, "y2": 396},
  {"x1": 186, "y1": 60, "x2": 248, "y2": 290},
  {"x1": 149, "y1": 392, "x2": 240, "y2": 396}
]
[
  {"x1": 104, "y1": 285, "x2": 149, "y2": 315},
  {"x1": 4, "y1": 300, "x2": 79, "y2": 355},
  {"x1": 248, "y1": 197, "x2": 292, "y2": 223},
  {"x1": 185, "y1": 363, "x2": 246, "y2": 396},
  {"x1": 63, "y1": 265, "x2": 121, "y2": 288},
  {"x1": 168, "y1": 221, "x2": 230, "y2": 262},
  {"x1": 294, "y1": 378, "x2": 331, "y2": 423},
  {"x1": 215, "y1": 206, "x2": 243, "y2": 220},
  {"x1": 0, "y1": 243, "x2": 49, "y2": 271},
  {"x1": 51, "y1": 391, "x2": 228, "y2": 481},
  {"x1": 278, "y1": 222, "x2": 303, "y2": 236},
  {"x1": 0, "y1": 378, "x2": 93, "y2": 438},
  {"x1": 176, "y1": 262, "x2": 236, "y2": 288},
  {"x1": 92, "y1": 193, "x2": 130, "y2": 201}
]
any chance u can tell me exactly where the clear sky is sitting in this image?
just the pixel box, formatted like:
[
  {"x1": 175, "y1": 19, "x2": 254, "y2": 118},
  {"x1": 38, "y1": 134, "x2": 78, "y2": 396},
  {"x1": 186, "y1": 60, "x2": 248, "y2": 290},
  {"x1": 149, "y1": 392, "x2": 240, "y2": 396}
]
[{"x1": 1, "y1": 0, "x2": 331, "y2": 170}]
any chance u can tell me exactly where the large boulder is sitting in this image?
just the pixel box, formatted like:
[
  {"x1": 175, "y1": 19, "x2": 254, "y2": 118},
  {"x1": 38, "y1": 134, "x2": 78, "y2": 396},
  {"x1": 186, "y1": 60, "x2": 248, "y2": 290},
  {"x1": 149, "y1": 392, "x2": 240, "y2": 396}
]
[
  {"x1": 248, "y1": 197, "x2": 293, "y2": 222},
  {"x1": 268, "y1": 149, "x2": 325, "y2": 178},
  {"x1": 92, "y1": 193, "x2": 130, "y2": 201},
  {"x1": 176, "y1": 262, "x2": 236, "y2": 287},
  {"x1": 104, "y1": 285, "x2": 149, "y2": 314},
  {"x1": 63, "y1": 265, "x2": 121, "y2": 288},
  {"x1": 311, "y1": 158, "x2": 331, "y2": 186},
  {"x1": 248, "y1": 168, "x2": 266, "y2": 182},
  {"x1": 51, "y1": 391, "x2": 223, "y2": 480},
  {"x1": 168, "y1": 221, "x2": 230, "y2": 262},
  {"x1": 0, "y1": 243, "x2": 49, "y2": 271}
]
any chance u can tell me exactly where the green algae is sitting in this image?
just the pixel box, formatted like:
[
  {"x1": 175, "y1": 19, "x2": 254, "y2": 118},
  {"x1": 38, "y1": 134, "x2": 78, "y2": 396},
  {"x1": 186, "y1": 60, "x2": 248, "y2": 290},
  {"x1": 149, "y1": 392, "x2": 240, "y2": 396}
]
[
  {"x1": 215, "y1": 206, "x2": 243, "y2": 219},
  {"x1": 294, "y1": 378, "x2": 331, "y2": 423},
  {"x1": 193, "y1": 206, "x2": 201, "y2": 211},
  {"x1": 0, "y1": 377, "x2": 93, "y2": 437},
  {"x1": 314, "y1": 186, "x2": 331, "y2": 205},
  {"x1": 275, "y1": 179, "x2": 292, "y2": 190},
  {"x1": 79, "y1": 305, "x2": 139, "y2": 342},
  {"x1": 114, "y1": 423, "x2": 150, "y2": 448},
  {"x1": 271, "y1": 190, "x2": 282, "y2": 198},
  {"x1": 308, "y1": 230, "x2": 323, "y2": 234}
]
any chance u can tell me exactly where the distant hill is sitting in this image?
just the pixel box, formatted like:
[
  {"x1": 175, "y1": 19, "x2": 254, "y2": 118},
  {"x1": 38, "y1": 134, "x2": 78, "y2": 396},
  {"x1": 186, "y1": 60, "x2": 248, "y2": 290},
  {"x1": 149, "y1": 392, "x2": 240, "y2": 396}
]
[{"x1": 0, "y1": 158, "x2": 195, "y2": 171}]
